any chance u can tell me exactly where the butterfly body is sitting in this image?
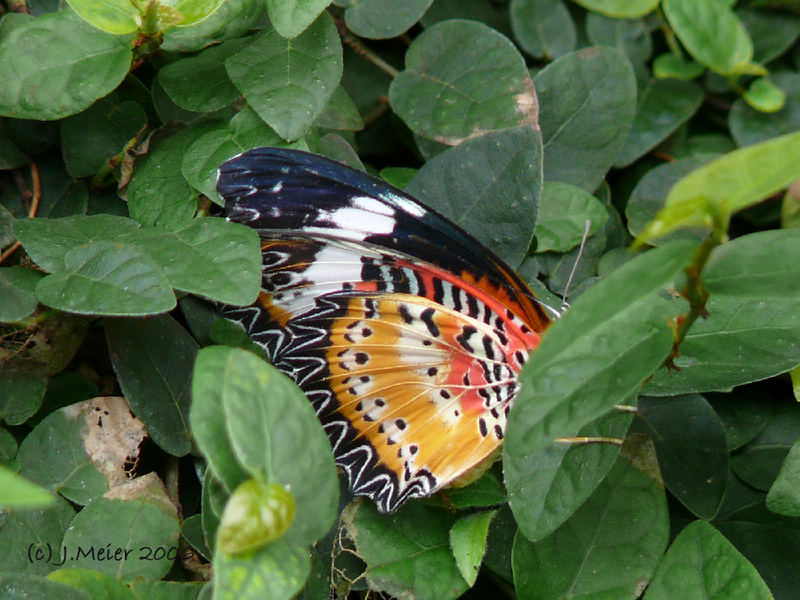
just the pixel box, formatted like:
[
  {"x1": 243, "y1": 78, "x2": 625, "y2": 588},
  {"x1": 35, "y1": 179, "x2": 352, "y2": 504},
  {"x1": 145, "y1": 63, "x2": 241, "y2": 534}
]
[{"x1": 218, "y1": 148, "x2": 549, "y2": 513}]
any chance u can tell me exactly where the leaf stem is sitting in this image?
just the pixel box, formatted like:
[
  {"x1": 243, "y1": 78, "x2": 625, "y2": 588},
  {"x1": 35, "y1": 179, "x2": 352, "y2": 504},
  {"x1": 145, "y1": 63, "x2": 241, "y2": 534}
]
[
  {"x1": 334, "y1": 15, "x2": 399, "y2": 79},
  {"x1": 0, "y1": 163, "x2": 40, "y2": 265}
]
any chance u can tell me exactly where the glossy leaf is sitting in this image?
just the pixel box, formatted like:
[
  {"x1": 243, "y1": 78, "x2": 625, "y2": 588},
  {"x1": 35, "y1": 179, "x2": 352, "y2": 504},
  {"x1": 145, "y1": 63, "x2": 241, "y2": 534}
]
[
  {"x1": 406, "y1": 125, "x2": 541, "y2": 269},
  {"x1": 105, "y1": 315, "x2": 197, "y2": 456},
  {"x1": 643, "y1": 521, "x2": 771, "y2": 600},
  {"x1": 225, "y1": 12, "x2": 342, "y2": 140},
  {"x1": 639, "y1": 130, "x2": 800, "y2": 241},
  {"x1": 535, "y1": 46, "x2": 636, "y2": 190},
  {"x1": 389, "y1": 19, "x2": 537, "y2": 144},
  {"x1": 0, "y1": 11, "x2": 131, "y2": 120}
]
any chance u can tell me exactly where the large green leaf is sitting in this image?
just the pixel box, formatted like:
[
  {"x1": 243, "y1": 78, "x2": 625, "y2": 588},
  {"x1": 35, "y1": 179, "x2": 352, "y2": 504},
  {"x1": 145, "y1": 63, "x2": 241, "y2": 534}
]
[
  {"x1": 645, "y1": 230, "x2": 800, "y2": 394},
  {"x1": 405, "y1": 125, "x2": 542, "y2": 269},
  {"x1": 67, "y1": 0, "x2": 226, "y2": 34},
  {"x1": 105, "y1": 315, "x2": 197, "y2": 457},
  {"x1": 535, "y1": 46, "x2": 636, "y2": 190},
  {"x1": 0, "y1": 11, "x2": 132, "y2": 120},
  {"x1": 504, "y1": 240, "x2": 696, "y2": 541},
  {"x1": 225, "y1": 13, "x2": 342, "y2": 140},
  {"x1": 389, "y1": 19, "x2": 536, "y2": 144},
  {"x1": 643, "y1": 521, "x2": 771, "y2": 600},
  {"x1": 512, "y1": 438, "x2": 668, "y2": 598}
]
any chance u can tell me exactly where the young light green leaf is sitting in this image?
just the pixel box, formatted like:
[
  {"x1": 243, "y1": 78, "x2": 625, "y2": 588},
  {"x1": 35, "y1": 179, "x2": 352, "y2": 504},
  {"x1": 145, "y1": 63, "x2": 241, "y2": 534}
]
[
  {"x1": 662, "y1": 0, "x2": 760, "y2": 76},
  {"x1": 639, "y1": 130, "x2": 800, "y2": 242},
  {"x1": 406, "y1": 125, "x2": 542, "y2": 269},
  {"x1": 513, "y1": 438, "x2": 668, "y2": 598},
  {"x1": 535, "y1": 46, "x2": 636, "y2": 190},
  {"x1": 730, "y1": 72, "x2": 800, "y2": 147},
  {"x1": 389, "y1": 19, "x2": 536, "y2": 144},
  {"x1": 47, "y1": 568, "x2": 135, "y2": 600},
  {"x1": 344, "y1": 0, "x2": 432, "y2": 39},
  {"x1": 0, "y1": 465, "x2": 54, "y2": 508},
  {"x1": 105, "y1": 315, "x2": 196, "y2": 457},
  {"x1": 449, "y1": 510, "x2": 496, "y2": 586},
  {"x1": 510, "y1": 0, "x2": 575, "y2": 61},
  {"x1": 35, "y1": 241, "x2": 176, "y2": 316},
  {"x1": 743, "y1": 77, "x2": 786, "y2": 114},
  {"x1": 534, "y1": 182, "x2": 607, "y2": 253},
  {"x1": 643, "y1": 521, "x2": 772, "y2": 600},
  {"x1": 212, "y1": 347, "x2": 339, "y2": 546},
  {"x1": 264, "y1": 0, "x2": 331, "y2": 38},
  {"x1": 652, "y1": 52, "x2": 705, "y2": 80},
  {"x1": 225, "y1": 12, "x2": 342, "y2": 141},
  {"x1": 0, "y1": 11, "x2": 132, "y2": 120},
  {"x1": 570, "y1": 0, "x2": 659, "y2": 18},
  {"x1": 67, "y1": 0, "x2": 225, "y2": 34}
]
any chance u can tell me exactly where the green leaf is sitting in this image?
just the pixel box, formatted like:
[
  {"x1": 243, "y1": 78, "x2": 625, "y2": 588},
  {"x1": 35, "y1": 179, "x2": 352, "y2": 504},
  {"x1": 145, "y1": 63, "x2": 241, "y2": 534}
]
[
  {"x1": 344, "y1": 0, "x2": 432, "y2": 39},
  {"x1": 635, "y1": 395, "x2": 728, "y2": 519},
  {"x1": 35, "y1": 241, "x2": 176, "y2": 316},
  {"x1": 13, "y1": 214, "x2": 141, "y2": 273},
  {"x1": 406, "y1": 125, "x2": 542, "y2": 269},
  {"x1": 264, "y1": 0, "x2": 331, "y2": 38},
  {"x1": 0, "y1": 11, "x2": 132, "y2": 120},
  {"x1": 585, "y1": 13, "x2": 652, "y2": 65},
  {"x1": 645, "y1": 229, "x2": 800, "y2": 394},
  {"x1": 343, "y1": 501, "x2": 469, "y2": 600},
  {"x1": 535, "y1": 46, "x2": 636, "y2": 190},
  {"x1": 730, "y1": 72, "x2": 800, "y2": 147},
  {"x1": 203, "y1": 347, "x2": 339, "y2": 546},
  {"x1": 105, "y1": 315, "x2": 196, "y2": 457},
  {"x1": 316, "y1": 86, "x2": 364, "y2": 131},
  {"x1": 0, "y1": 266, "x2": 42, "y2": 323},
  {"x1": 570, "y1": 0, "x2": 659, "y2": 19},
  {"x1": 662, "y1": 0, "x2": 759, "y2": 76},
  {"x1": 379, "y1": 166, "x2": 416, "y2": 189},
  {"x1": 158, "y1": 38, "x2": 247, "y2": 113},
  {"x1": 161, "y1": 0, "x2": 267, "y2": 53},
  {"x1": 48, "y1": 569, "x2": 135, "y2": 600},
  {"x1": 127, "y1": 123, "x2": 223, "y2": 229},
  {"x1": 510, "y1": 0, "x2": 575, "y2": 60},
  {"x1": 130, "y1": 580, "x2": 205, "y2": 599},
  {"x1": 504, "y1": 240, "x2": 696, "y2": 541},
  {"x1": 0, "y1": 574, "x2": 89, "y2": 600},
  {"x1": 67, "y1": 0, "x2": 226, "y2": 34},
  {"x1": 767, "y1": 438, "x2": 800, "y2": 517},
  {"x1": 0, "y1": 465, "x2": 54, "y2": 508},
  {"x1": 389, "y1": 19, "x2": 536, "y2": 144},
  {"x1": 0, "y1": 371, "x2": 47, "y2": 425},
  {"x1": 449, "y1": 510, "x2": 496, "y2": 586},
  {"x1": 61, "y1": 97, "x2": 147, "y2": 178},
  {"x1": 441, "y1": 470, "x2": 506, "y2": 510},
  {"x1": 639, "y1": 130, "x2": 800, "y2": 241},
  {"x1": 60, "y1": 474, "x2": 181, "y2": 581},
  {"x1": 614, "y1": 78, "x2": 703, "y2": 167},
  {"x1": 16, "y1": 400, "x2": 110, "y2": 504},
  {"x1": 123, "y1": 218, "x2": 262, "y2": 305},
  {"x1": 534, "y1": 182, "x2": 608, "y2": 253},
  {"x1": 643, "y1": 521, "x2": 771, "y2": 600},
  {"x1": 512, "y1": 438, "x2": 668, "y2": 598},
  {"x1": 214, "y1": 538, "x2": 310, "y2": 600},
  {"x1": 705, "y1": 389, "x2": 770, "y2": 452},
  {"x1": 0, "y1": 495, "x2": 75, "y2": 575},
  {"x1": 738, "y1": 7, "x2": 800, "y2": 65},
  {"x1": 225, "y1": 12, "x2": 343, "y2": 141},
  {"x1": 652, "y1": 52, "x2": 705, "y2": 80},
  {"x1": 743, "y1": 76, "x2": 786, "y2": 113},
  {"x1": 504, "y1": 410, "x2": 632, "y2": 542},
  {"x1": 626, "y1": 154, "x2": 718, "y2": 244}
]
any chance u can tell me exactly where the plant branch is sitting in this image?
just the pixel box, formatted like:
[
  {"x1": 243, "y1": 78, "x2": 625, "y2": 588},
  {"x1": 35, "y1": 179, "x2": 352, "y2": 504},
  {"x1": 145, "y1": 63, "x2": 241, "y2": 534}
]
[{"x1": 0, "y1": 162, "x2": 41, "y2": 265}]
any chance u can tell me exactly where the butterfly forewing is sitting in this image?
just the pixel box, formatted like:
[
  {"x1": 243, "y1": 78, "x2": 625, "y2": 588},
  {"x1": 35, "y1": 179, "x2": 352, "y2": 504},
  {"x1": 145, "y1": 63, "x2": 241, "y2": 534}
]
[{"x1": 218, "y1": 148, "x2": 550, "y2": 513}]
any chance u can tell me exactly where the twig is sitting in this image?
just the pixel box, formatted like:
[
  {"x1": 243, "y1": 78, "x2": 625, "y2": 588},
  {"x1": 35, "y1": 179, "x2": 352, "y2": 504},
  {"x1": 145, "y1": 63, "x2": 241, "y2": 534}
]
[
  {"x1": 334, "y1": 15, "x2": 399, "y2": 78},
  {"x1": 0, "y1": 163, "x2": 41, "y2": 265}
]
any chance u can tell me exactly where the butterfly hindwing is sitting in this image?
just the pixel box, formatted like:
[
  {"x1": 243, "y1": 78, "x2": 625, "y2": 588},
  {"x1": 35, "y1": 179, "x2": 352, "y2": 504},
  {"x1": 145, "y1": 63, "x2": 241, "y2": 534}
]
[{"x1": 218, "y1": 148, "x2": 550, "y2": 513}]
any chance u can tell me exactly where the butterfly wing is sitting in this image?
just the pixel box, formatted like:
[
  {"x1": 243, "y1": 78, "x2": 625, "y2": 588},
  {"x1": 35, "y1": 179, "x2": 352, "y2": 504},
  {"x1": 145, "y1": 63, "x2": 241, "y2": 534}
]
[{"x1": 218, "y1": 148, "x2": 550, "y2": 512}]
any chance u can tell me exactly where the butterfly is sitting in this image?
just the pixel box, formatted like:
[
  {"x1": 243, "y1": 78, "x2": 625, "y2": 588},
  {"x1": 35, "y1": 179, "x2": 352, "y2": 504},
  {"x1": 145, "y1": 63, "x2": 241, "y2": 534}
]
[{"x1": 217, "y1": 147, "x2": 551, "y2": 513}]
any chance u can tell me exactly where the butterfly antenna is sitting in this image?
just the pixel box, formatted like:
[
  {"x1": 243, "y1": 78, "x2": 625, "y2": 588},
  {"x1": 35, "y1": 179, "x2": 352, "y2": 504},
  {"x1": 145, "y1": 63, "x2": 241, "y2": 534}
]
[{"x1": 560, "y1": 219, "x2": 592, "y2": 312}]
